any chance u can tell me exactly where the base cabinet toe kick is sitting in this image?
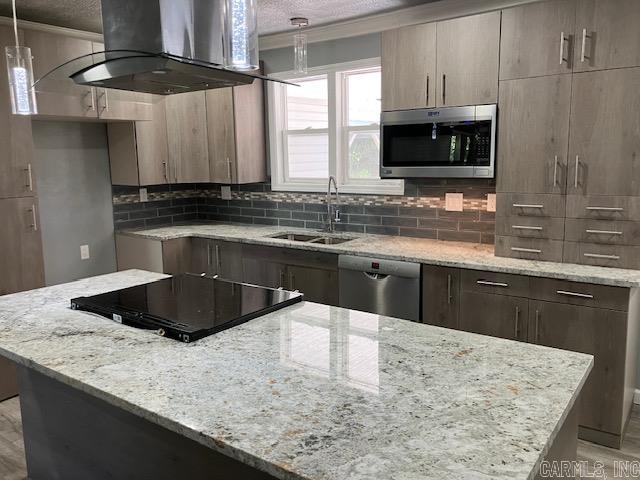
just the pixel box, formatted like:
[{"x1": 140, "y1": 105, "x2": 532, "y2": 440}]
[{"x1": 422, "y1": 265, "x2": 639, "y2": 449}]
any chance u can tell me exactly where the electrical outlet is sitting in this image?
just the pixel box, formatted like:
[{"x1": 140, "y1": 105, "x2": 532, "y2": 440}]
[
  {"x1": 139, "y1": 187, "x2": 148, "y2": 202},
  {"x1": 445, "y1": 193, "x2": 464, "y2": 212},
  {"x1": 486, "y1": 193, "x2": 497, "y2": 212},
  {"x1": 221, "y1": 185, "x2": 232, "y2": 200},
  {"x1": 80, "y1": 244, "x2": 90, "y2": 260}
]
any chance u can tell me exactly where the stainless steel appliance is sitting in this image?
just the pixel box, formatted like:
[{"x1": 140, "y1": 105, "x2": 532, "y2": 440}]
[
  {"x1": 380, "y1": 105, "x2": 497, "y2": 179},
  {"x1": 338, "y1": 255, "x2": 421, "y2": 321}
]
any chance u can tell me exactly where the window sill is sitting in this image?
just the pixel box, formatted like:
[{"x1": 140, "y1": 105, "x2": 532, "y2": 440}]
[{"x1": 271, "y1": 181, "x2": 405, "y2": 196}]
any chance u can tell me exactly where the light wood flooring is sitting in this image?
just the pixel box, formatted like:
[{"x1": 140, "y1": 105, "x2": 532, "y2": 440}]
[{"x1": 1, "y1": 396, "x2": 640, "y2": 479}]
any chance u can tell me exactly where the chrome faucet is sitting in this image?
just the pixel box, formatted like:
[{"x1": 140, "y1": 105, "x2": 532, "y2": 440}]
[{"x1": 326, "y1": 176, "x2": 341, "y2": 232}]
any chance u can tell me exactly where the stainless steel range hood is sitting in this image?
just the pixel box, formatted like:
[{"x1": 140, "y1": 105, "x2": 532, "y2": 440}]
[{"x1": 64, "y1": 0, "x2": 285, "y2": 95}]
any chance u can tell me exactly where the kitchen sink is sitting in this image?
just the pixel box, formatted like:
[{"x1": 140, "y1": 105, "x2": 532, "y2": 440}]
[{"x1": 269, "y1": 233, "x2": 355, "y2": 245}]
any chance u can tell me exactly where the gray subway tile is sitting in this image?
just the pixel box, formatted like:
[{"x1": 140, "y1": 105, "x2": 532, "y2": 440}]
[
  {"x1": 382, "y1": 216, "x2": 418, "y2": 227},
  {"x1": 399, "y1": 206, "x2": 437, "y2": 218},
  {"x1": 253, "y1": 217, "x2": 278, "y2": 226},
  {"x1": 348, "y1": 214, "x2": 382, "y2": 225},
  {"x1": 253, "y1": 200, "x2": 278, "y2": 209},
  {"x1": 365, "y1": 225, "x2": 399, "y2": 236},
  {"x1": 241, "y1": 208, "x2": 266, "y2": 217},
  {"x1": 304, "y1": 203, "x2": 326, "y2": 213},
  {"x1": 266, "y1": 209, "x2": 292, "y2": 219},
  {"x1": 292, "y1": 211, "x2": 319, "y2": 221},
  {"x1": 279, "y1": 219, "x2": 306, "y2": 228},
  {"x1": 335, "y1": 223, "x2": 365, "y2": 233},
  {"x1": 364, "y1": 205, "x2": 399, "y2": 216},
  {"x1": 399, "y1": 228, "x2": 438, "y2": 239},
  {"x1": 158, "y1": 206, "x2": 185, "y2": 216},
  {"x1": 277, "y1": 202, "x2": 304, "y2": 211},
  {"x1": 437, "y1": 230, "x2": 481, "y2": 243}
]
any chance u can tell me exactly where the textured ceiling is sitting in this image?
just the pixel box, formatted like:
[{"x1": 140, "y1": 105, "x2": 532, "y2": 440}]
[{"x1": 0, "y1": 0, "x2": 440, "y2": 35}]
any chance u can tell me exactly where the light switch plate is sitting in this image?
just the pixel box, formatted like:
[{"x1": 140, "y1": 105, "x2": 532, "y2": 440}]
[
  {"x1": 80, "y1": 244, "x2": 90, "y2": 260},
  {"x1": 221, "y1": 185, "x2": 232, "y2": 200},
  {"x1": 445, "y1": 193, "x2": 464, "y2": 212},
  {"x1": 487, "y1": 193, "x2": 496, "y2": 213},
  {"x1": 139, "y1": 188, "x2": 148, "y2": 202}
]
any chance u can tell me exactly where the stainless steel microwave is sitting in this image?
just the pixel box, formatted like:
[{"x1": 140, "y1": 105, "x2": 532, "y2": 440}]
[{"x1": 380, "y1": 105, "x2": 497, "y2": 179}]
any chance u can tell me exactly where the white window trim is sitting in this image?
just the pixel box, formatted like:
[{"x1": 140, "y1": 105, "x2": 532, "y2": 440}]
[{"x1": 267, "y1": 58, "x2": 404, "y2": 195}]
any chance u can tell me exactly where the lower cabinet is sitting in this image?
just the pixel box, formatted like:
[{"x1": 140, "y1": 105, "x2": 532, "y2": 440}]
[
  {"x1": 190, "y1": 238, "x2": 243, "y2": 282},
  {"x1": 459, "y1": 291, "x2": 528, "y2": 342},
  {"x1": 529, "y1": 300, "x2": 628, "y2": 440},
  {"x1": 421, "y1": 265, "x2": 459, "y2": 329}
]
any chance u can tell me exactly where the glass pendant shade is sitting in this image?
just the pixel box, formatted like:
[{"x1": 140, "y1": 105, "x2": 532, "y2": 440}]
[
  {"x1": 5, "y1": 45, "x2": 37, "y2": 115},
  {"x1": 224, "y1": 0, "x2": 259, "y2": 71},
  {"x1": 293, "y1": 33, "x2": 307, "y2": 74}
]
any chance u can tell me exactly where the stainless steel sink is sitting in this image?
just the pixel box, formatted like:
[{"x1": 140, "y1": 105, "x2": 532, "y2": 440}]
[{"x1": 269, "y1": 233, "x2": 355, "y2": 245}]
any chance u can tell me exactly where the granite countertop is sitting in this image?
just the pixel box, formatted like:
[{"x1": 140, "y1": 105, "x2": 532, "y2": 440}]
[
  {"x1": 120, "y1": 223, "x2": 640, "y2": 287},
  {"x1": 0, "y1": 270, "x2": 593, "y2": 480}
]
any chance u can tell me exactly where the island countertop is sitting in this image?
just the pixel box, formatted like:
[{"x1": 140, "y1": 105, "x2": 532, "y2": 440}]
[
  {"x1": 119, "y1": 223, "x2": 640, "y2": 287},
  {"x1": 0, "y1": 270, "x2": 593, "y2": 480}
]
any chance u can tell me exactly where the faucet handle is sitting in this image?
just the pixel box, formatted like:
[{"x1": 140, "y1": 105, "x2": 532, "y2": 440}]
[{"x1": 334, "y1": 209, "x2": 341, "y2": 223}]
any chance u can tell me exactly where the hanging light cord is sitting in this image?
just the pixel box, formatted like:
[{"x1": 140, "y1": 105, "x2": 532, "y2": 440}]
[{"x1": 11, "y1": 0, "x2": 19, "y2": 46}]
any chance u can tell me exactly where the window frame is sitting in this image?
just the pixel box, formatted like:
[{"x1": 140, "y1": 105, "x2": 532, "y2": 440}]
[{"x1": 267, "y1": 58, "x2": 404, "y2": 195}]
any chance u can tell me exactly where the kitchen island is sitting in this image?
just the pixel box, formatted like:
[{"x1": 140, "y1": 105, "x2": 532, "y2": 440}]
[{"x1": 0, "y1": 270, "x2": 593, "y2": 479}]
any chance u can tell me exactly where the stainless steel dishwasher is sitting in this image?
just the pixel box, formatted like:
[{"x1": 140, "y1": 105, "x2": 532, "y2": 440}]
[{"x1": 338, "y1": 255, "x2": 421, "y2": 321}]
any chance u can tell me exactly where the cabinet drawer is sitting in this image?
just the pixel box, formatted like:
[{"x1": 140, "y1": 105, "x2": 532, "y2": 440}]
[
  {"x1": 566, "y1": 195, "x2": 640, "y2": 221},
  {"x1": 461, "y1": 269, "x2": 529, "y2": 297},
  {"x1": 530, "y1": 277, "x2": 629, "y2": 311},
  {"x1": 563, "y1": 241, "x2": 640, "y2": 270},
  {"x1": 496, "y1": 193, "x2": 565, "y2": 217},
  {"x1": 495, "y1": 216, "x2": 565, "y2": 239},
  {"x1": 495, "y1": 236, "x2": 564, "y2": 262},
  {"x1": 565, "y1": 218, "x2": 640, "y2": 246},
  {"x1": 242, "y1": 244, "x2": 338, "y2": 271}
]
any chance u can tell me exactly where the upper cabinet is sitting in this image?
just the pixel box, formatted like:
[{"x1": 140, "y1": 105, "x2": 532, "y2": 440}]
[
  {"x1": 381, "y1": 12, "x2": 499, "y2": 110},
  {"x1": 567, "y1": 67, "x2": 640, "y2": 196},
  {"x1": 24, "y1": 29, "x2": 96, "y2": 119},
  {"x1": 381, "y1": 24, "x2": 436, "y2": 110},
  {"x1": 500, "y1": 0, "x2": 576, "y2": 80},
  {"x1": 573, "y1": 0, "x2": 640, "y2": 72},
  {"x1": 435, "y1": 12, "x2": 500, "y2": 107}
]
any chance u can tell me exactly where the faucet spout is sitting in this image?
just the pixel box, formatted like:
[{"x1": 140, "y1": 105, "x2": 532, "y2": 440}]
[{"x1": 326, "y1": 176, "x2": 340, "y2": 232}]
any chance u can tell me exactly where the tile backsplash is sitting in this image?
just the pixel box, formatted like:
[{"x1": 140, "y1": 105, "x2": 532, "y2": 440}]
[{"x1": 112, "y1": 179, "x2": 496, "y2": 244}]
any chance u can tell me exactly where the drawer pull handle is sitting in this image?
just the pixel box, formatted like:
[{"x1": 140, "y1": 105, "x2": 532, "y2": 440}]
[
  {"x1": 512, "y1": 225, "x2": 543, "y2": 231},
  {"x1": 585, "y1": 206, "x2": 624, "y2": 212},
  {"x1": 477, "y1": 280, "x2": 508, "y2": 288},
  {"x1": 512, "y1": 204, "x2": 544, "y2": 209},
  {"x1": 584, "y1": 253, "x2": 620, "y2": 260},
  {"x1": 585, "y1": 229, "x2": 623, "y2": 235},
  {"x1": 511, "y1": 247, "x2": 542, "y2": 254},
  {"x1": 557, "y1": 290, "x2": 594, "y2": 299}
]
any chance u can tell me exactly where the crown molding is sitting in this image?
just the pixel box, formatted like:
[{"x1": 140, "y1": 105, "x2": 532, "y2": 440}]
[
  {"x1": 0, "y1": 16, "x2": 103, "y2": 42},
  {"x1": 259, "y1": 0, "x2": 542, "y2": 51}
]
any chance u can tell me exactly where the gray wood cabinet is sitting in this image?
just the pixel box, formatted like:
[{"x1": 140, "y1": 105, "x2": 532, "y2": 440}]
[
  {"x1": 421, "y1": 265, "x2": 459, "y2": 329},
  {"x1": 567, "y1": 68, "x2": 640, "y2": 196},
  {"x1": 460, "y1": 291, "x2": 528, "y2": 342},
  {"x1": 573, "y1": 0, "x2": 640, "y2": 72},
  {"x1": 191, "y1": 238, "x2": 243, "y2": 282},
  {"x1": 500, "y1": 0, "x2": 576, "y2": 79},
  {"x1": 381, "y1": 23, "x2": 436, "y2": 111},
  {"x1": 0, "y1": 197, "x2": 45, "y2": 295},
  {"x1": 529, "y1": 300, "x2": 628, "y2": 438},
  {"x1": 435, "y1": 12, "x2": 500, "y2": 107},
  {"x1": 497, "y1": 75, "x2": 572, "y2": 195}
]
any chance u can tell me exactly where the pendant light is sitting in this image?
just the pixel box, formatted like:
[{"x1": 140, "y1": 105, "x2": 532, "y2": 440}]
[
  {"x1": 224, "y1": 0, "x2": 259, "y2": 71},
  {"x1": 291, "y1": 17, "x2": 309, "y2": 74},
  {"x1": 5, "y1": 0, "x2": 37, "y2": 115}
]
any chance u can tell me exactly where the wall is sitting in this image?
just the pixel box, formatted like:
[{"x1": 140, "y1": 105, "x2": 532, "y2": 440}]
[{"x1": 33, "y1": 121, "x2": 117, "y2": 286}]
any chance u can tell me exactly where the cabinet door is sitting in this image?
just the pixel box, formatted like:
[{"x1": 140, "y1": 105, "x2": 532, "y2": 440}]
[
  {"x1": 436, "y1": 12, "x2": 500, "y2": 107},
  {"x1": 529, "y1": 300, "x2": 626, "y2": 435},
  {"x1": 24, "y1": 29, "x2": 96, "y2": 119},
  {"x1": 287, "y1": 265, "x2": 338, "y2": 306},
  {"x1": 0, "y1": 197, "x2": 44, "y2": 295},
  {"x1": 568, "y1": 68, "x2": 640, "y2": 196},
  {"x1": 381, "y1": 23, "x2": 436, "y2": 111},
  {"x1": 0, "y1": 27, "x2": 36, "y2": 199},
  {"x1": 215, "y1": 241, "x2": 244, "y2": 282},
  {"x1": 500, "y1": 0, "x2": 575, "y2": 80},
  {"x1": 421, "y1": 265, "x2": 459, "y2": 329},
  {"x1": 242, "y1": 257, "x2": 287, "y2": 289},
  {"x1": 459, "y1": 291, "x2": 528, "y2": 342},
  {"x1": 165, "y1": 91, "x2": 210, "y2": 183},
  {"x1": 206, "y1": 88, "x2": 237, "y2": 183},
  {"x1": 136, "y1": 98, "x2": 170, "y2": 185},
  {"x1": 190, "y1": 238, "x2": 214, "y2": 275},
  {"x1": 233, "y1": 79, "x2": 267, "y2": 183},
  {"x1": 497, "y1": 75, "x2": 572, "y2": 194},
  {"x1": 92, "y1": 42, "x2": 153, "y2": 121},
  {"x1": 574, "y1": 0, "x2": 640, "y2": 72}
]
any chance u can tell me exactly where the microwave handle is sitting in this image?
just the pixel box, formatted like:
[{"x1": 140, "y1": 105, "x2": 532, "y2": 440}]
[{"x1": 426, "y1": 75, "x2": 429, "y2": 106}]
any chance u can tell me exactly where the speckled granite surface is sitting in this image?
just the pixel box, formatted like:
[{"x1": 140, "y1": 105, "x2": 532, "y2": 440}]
[
  {"x1": 0, "y1": 270, "x2": 592, "y2": 480},
  {"x1": 121, "y1": 223, "x2": 640, "y2": 287}
]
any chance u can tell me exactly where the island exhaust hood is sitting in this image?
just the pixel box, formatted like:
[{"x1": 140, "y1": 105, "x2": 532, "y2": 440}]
[{"x1": 54, "y1": 0, "x2": 288, "y2": 95}]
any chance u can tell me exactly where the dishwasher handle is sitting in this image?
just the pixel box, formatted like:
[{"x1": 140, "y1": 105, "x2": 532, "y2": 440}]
[
  {"x1": 363, "y1": 272, "x2": 390, "y2": 280},
  {"x1": 338, "y1": 255, "x2": 421, "y2": 278}
]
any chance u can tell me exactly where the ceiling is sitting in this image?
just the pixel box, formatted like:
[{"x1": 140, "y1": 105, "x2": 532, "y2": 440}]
[{"x1": 0, "y1": 0, "x2": 439, "y2": 35}]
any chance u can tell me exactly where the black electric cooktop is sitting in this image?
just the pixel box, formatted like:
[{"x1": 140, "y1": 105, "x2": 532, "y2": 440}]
[{"x1": 70, "y1": 274, "x2": 303, "y2": 343}]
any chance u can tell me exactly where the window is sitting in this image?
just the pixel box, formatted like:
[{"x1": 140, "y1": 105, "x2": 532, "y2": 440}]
[{"x1": 268, "y1": 59, "x2": 403, "y2": 194}]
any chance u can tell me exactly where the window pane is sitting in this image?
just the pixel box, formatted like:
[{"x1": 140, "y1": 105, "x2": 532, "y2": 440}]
[
  {"x1": 347, "y1": 70, "x2": 381, "y2": 127},
  {"x1": 287, "y1": 134, "x2": 329, "y2": 178},
  {"x1": 348, "y1": 130, "x2": 380, "y2": 180},
  {"x1": 286, "y1": 77, "x2": 328, "y2": 129}
]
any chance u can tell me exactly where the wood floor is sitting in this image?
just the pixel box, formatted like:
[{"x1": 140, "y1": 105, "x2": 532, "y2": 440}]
[{"x1": 1, "y1": 396, "x2": 639, "y2": 479}]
